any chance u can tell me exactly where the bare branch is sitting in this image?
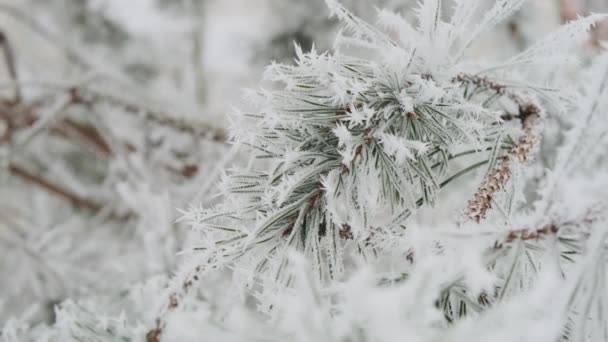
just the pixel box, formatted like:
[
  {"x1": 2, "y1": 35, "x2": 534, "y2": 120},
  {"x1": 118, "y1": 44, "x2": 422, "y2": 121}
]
[
  {"x1": 8, "y1": 162, "x2": 133, "y2": 221},
  {"x1": 0, "y1": 28, "x2": 20, "y2": 102},
  {"x1": 9, "y1": 162, "x2": 101, "y2": 211},
  {"x1": 0, "y1": 79, "x2": 228, "y2": 143},
  {"x1": 0, "y1": 4, "x2": 90, "y2": 69}
]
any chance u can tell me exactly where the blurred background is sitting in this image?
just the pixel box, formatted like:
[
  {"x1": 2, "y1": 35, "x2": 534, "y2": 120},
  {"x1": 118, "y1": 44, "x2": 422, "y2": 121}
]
[{"x1": 0, "y1": 0, "x2": 606, "y2": 328}]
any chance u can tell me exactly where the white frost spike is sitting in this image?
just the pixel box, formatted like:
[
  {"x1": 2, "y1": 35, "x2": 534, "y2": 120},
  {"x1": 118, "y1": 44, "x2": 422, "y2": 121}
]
[
  {"x1": 275, "y1": 176, "x2": 299, "y2": 206},
  {"x1": 376, "y1": 9, "x2": 417, "y2": 47},
  {"x1": 446, "y1": 0, "x2": 479, "y2": 52},
  {"x1": 415, "y1": 0, "x2": 442, "y2": 38},
  {"x1": 449, "y1": 0, "x2": 478, "y2": 33},
  {"x1": 322, "y1": 169, "x2": 349, "y2": 227},
  {"x1": 535, "y1": 54, "x2": 608, "y2": 216},
  {"x1": 333, "y1": 124, "x2": 355, "y2": 148},
  {"x1": 346, "y1": 104, "x2": 375, "y2": 127},
  {"x1": 407, "y1": 76, "x2": 445, "y2": 104},
  {"x1": 508, "y1": 13, "x2": 608, "y2": 67},
  {"x1": 333, "y1": 124, "x2": 358, "y2": 165},
  {"x1": 325, "y1": 0, "x2": 393, "y2": 47},
  {"x1": 294, "y1": 43, "x2": 305, "y2": 63},
  {"x1": 282, "y1": 150, "x2": 301, "y2": 171},
  {"x1": 398, "y1": 90, "x2": 415, "y2": 113},
  {"x1": 378, "y1": 133, "x2": 429, "y2": 163},
  {"x1": 456, "y1": 0, "x2": 526, "y2": 59}
]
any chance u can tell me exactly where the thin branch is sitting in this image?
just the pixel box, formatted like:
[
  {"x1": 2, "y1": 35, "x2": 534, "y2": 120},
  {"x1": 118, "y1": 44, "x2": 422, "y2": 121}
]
[
  {"x1": 83, "y1": 87, "x2": 227, "y2": 143},
  {"x1": 465, "y1": 106, "x2": 541, "y2": 223},
  {"x1": 0, "y1": 3, "x2": 227, "y2": 143},
  {"x1": 0, "y1": 2, "x2": 226, "y2": 142},
  {"x1": 455, "y1": 74, "x2": 544, "y2": 223},
  {"x1": 2, "y1": 92, "x2": 209, "y2": 185},
  {"x1": 0, "y1": 28, "x2": 20, "y2": 102},
  {"x1": 8, "y1": 162, "x2": 101, "y2": 211},
  {"x1": 52, "y1": 117, "x2": 112, "y2": 156},
  {"x1": 0, "y1": 2, "x2": 127, "y2": 83},
  {"x1": 493, "y1": 224, "x2": 559, "y2": 249},
  {"x1": 0, "y1": 2, "x2": 86, "y2": 65},
  {"x1": 9, "y1": 93, "x2": 73, "y2": 158},
  {"x1": 8, "y1": 162, "x2": 133, "y2": 221},
  {"x1": 0, "y1": 79, "x2": 228, "y2": 143}
]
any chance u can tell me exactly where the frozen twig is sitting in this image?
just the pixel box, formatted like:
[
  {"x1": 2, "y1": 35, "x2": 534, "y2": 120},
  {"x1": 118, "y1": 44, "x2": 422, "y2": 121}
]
[
  {"x1": 493, "y1": 224, "x2": 559, "y2": 250},
  {"x1": 455, "y1": 74, "x2": 544, "y2": 223},
  {"x1": 0, "y1": 29, "x2": 19, "y2": 102},
  {"x1": 0, "y1": 79, "x2": 228, "y2": 143},
  {"x1": 8, "y1": 162, "x2": 102, "y2": 212},
  {"x1": 0, "y1": 2, "x2": 128, "y2": 83},
  {"x1": 0, "y1": 3, "x2": 227, "y2": 144},
  {"x1": 6, "y1": 160, "x2": 133, "y2": 221}
]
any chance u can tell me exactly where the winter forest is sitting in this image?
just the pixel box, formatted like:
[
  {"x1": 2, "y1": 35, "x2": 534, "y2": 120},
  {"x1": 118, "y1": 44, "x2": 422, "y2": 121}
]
[{"x1": 1, "y1": 0, "x2": 608, "y2": 341}]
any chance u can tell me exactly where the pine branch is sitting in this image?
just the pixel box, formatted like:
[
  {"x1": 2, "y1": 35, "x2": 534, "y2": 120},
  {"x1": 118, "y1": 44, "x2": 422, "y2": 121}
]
[{"x1": 145, "y1": 3, "x2": 608, "y2": 340}]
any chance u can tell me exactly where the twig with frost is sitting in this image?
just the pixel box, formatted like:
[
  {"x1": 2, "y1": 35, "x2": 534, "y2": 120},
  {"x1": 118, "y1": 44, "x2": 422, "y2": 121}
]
[
  {"x1": 0, "y1": 29, "x2": 19, "y2": 102},
  {"x1": 456, "y1": 74, "x2": 544, "y2": 223},
  {"x1": 0, "y1": 2, "x2": 125, "y2": 81},
  {"x1": 0, "y1": 79, "x2": 227, "y2": 143},
  {"x1": 0, "y1": 3, "x2": 226, "y2": 142}
]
